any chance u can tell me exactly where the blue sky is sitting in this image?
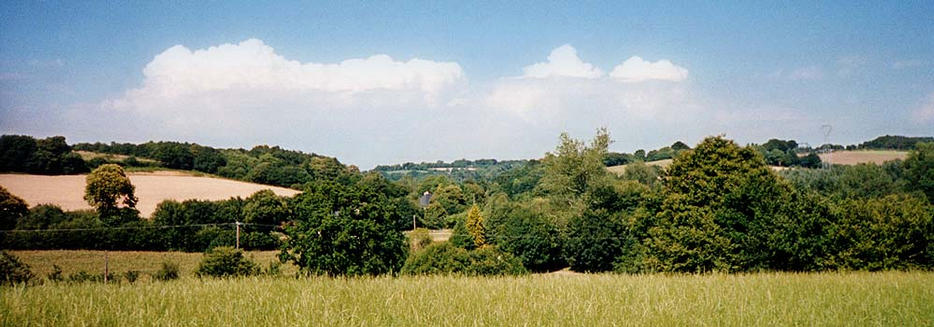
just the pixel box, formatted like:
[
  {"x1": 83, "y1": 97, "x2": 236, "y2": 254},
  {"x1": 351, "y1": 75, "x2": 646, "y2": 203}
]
[{"x1": 1, "y1": 1, "x2": 932, "y2": 168}]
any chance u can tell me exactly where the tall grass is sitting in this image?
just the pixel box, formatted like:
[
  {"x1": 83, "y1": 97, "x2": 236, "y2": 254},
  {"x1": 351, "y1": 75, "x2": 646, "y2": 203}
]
[{"x1": 2, "y1": 272, "x2": 932, "y2": 326}]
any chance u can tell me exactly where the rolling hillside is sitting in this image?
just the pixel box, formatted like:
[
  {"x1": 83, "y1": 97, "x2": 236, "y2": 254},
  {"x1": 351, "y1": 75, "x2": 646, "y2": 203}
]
[{"x1": 0, "y1": 171, "x2": 299, "y2": 217}]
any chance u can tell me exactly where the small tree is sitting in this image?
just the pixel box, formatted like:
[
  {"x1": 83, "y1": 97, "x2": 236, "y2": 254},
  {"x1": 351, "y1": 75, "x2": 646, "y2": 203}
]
[
  {"x1": 0, "y1": 186, "x2": 28, "y2": 231},
  {"x1": 1, "y1": 251, "x2": 35, "y2": 286},
  {"x1": 84, "y1": 164, "x2": 138, "y2": 223},
  {"x1": 465, "y1": 204, "x2": 486, "y2": 247}
]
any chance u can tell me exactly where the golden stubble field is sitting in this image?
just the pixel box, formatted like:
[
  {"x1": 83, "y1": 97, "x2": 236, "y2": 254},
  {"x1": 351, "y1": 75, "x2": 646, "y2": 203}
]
[{"x1": 0, "y1": 171, "x2": 299, "y2": 217}]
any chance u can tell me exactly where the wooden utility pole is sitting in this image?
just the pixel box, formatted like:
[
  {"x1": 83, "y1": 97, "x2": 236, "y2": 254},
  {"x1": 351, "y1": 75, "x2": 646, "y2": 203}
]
[
  {"x1": 235, "y1": 221, "x2": 241, "y2": 249},
  {"x1": 104, "y1": 251, "x2": 109, "y2": 283}
]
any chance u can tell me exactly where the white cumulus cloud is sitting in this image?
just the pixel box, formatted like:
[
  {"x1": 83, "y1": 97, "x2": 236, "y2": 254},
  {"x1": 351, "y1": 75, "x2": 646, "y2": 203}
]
[
  {"x1": 108, "y1": 38, "x2": 464, "y2": 114},
  {"x1": 609, "y1": 56, "x2": 689, "y2": 82},
  {"x1": 522, "y1": 44, "x2": 603, "y2": 79}
]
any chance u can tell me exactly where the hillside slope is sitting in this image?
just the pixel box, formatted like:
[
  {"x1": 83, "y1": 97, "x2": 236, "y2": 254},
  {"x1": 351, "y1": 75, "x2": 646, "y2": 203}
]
[{"x1": 0, "y1": 171, "x2": 299, "y2": 217}]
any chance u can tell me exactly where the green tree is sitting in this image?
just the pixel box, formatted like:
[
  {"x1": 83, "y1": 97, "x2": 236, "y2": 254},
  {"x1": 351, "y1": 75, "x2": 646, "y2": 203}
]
[
  {"x1": 904, "y1": 142, "x2": 934, "y2": 202},
  {"x1": 84, "y1": 164, "x2": 138, "y2": 224},
  {"x1": 243, "y1": 190, "x2": 289, "y2": 226},
  {"x1": 0, "y1": 186, "x2": 28, "y2": 231},
  {"x1": 465, "y1": 204, "x2": 486, "y2": 247},
  {"x1": 639, "y1": 136, "x2": 788, "y2": 273},
  {"x1": 281, "y1": 181, "x2": 407, "y2": 276}
]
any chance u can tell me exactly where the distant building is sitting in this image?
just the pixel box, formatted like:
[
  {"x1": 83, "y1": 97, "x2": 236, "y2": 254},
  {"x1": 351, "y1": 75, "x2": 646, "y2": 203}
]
[{"x1": 418, "y1": 191, "x2": 431, "y2": 208}]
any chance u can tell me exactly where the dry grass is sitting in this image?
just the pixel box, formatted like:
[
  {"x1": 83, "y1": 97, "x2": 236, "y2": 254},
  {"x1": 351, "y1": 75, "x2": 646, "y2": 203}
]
[
  {"x1": 819, "y1": 150, "x2": 908, "y2": 165},
  {"x1": 9, "y1": 250, "x2": 295, "y2": 279},
  {"x1": 0, "y1": 172, "x2": 300, "y2": 217},
  {"x1": 2, "y1": 271, "x2": 931, "y2": 326},
  {"x1": 607, "y1": 159, "x2": 673, "y2": 175}
]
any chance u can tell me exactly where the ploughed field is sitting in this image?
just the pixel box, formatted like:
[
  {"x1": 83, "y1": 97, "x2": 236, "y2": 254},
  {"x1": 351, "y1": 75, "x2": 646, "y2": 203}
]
[{"x1": 0, "y1": 171, "x2": 299, "y2": 217}]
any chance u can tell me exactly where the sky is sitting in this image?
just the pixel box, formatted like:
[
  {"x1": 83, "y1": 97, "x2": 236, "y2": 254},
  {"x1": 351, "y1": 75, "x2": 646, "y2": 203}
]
[{"x1": 1, "y1": 1, "x2": 932, "y2": 169}]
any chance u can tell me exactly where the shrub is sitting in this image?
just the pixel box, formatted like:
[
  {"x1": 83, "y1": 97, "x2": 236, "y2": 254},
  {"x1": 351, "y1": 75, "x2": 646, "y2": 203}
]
[
  {"x1": 408, "y1": 228, "x2": 433, "y2": 252},
  {"x1": 466, "y1": 246, "x2": 527, "y2": 276},
  {"x1": 402, "y1": 242, "x2": 527, "y2": 276},
  {"x1": 487, "y1": 205, "x2": 565, "y2": 272},
  {"x1": 47, "y1": 264, "x2": 64, "y2": 282},
  {"x1": 152, "y1": 261, "x2": 179, "y2": 281},
  {"x1": 264, "y1": 261, "x2": 281, "y2": 276},
  {"x1": 1, "y1": 251, "x2": 35, "y2": 286},
  {"x1": 124, "y1": 270, "x2": 140, "y2": 283},
  {"x1": 196, "y1": 246, "x2": 260, "y2": 278},
  {"x1": 402, "y1": 242, "x2": 471, "y2": 275},
  {"x1": 565, "y1": 209, "x2": 627, "y2": 272}
]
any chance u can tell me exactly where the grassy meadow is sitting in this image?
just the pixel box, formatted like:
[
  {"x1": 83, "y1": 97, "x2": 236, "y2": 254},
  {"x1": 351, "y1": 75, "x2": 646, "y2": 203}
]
[
  {"x1": 2, "y1": 271, "x2": 932, "y2": 326},
  {"x1": 3, "y1": 251, "x2": 933, "y2": 326},
  {"x1": 9, "y1": 250, "x2": 295, "y2": 280}
]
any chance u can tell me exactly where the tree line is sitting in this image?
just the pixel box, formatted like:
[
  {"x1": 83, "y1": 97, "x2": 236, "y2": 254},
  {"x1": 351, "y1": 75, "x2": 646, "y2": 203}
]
[{"x1": 2, "y1": 132, "x2": 932, "y2": 276}]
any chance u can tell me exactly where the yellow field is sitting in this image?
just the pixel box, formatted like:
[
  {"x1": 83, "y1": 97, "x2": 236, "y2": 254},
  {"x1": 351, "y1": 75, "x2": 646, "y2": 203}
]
[
  {"x1": 607, "y1": 159, "x2": 673, "y2": 175},
  {"x1": 0, "y1": 172, "x2": 300, "y2": 217},
  {"x1": 2, "y1": 271, "x2": 931, "y2": 326},
  {"x1": 820, "y1": 150, "x2": 908, "y2": 165}
]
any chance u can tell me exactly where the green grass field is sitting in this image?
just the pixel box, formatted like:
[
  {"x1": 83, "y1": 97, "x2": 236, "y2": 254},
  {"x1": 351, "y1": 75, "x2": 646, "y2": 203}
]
[
  {"x1": 2, "y1": 272, "x2": 932, "y2": 326},
  {"x1": 3, "y1": 251, "x2": 933, "y2": 326}
]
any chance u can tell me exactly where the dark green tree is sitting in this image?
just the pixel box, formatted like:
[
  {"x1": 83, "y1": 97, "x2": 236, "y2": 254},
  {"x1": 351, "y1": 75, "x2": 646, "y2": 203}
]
[{"x1": 281, "y1": 181, "x2": 407, "y2": 276}]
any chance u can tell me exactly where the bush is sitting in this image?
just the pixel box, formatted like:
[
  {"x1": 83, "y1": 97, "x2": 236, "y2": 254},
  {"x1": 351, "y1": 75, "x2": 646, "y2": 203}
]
[
  {"x1": 196, "y1": 246, "x2": 260, "y2": 278},
  {"x1": 47, "y1": 264, "x2": 64, "y2": 282},
  {"x1": 402, "y1": 242, "x2": 527, "y2": 276},
  {"x1": 402, "y1": 242, "x2": 471, "y2": 275},
  {"x1": 407, "y1": 228, "x2": 433, "y2": 252},
  {"x1": 152, "y1": 261, "x2": 179, "y2": 281},
  {"x1": 565, "y1": 209, "x2": 627, "y2": 272},
  {"x1": 487, "y1": 205, "x2": 565, "y2": 272},
  {"x1": 124, "y1": 270, "x2": 140, "y2": 283},
  {"x1": 1, "y1": 251, "x2": 35, "y2": 286},
  {"x1": 466, "y1": 246, "x2": 527, "y2": 276}
]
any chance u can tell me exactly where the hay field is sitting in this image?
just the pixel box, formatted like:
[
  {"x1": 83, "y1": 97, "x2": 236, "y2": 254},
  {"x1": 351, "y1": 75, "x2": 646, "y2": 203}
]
[
  {"x1": 819, "y1": 150, "x2": 908, "y2": 165},
  {"x1": 2, "y1": 270, "x2": 931, "y2": 326},
  {"x1": 0, "y1": 172, "x2": 299, "y2": 217},
  {"x1": 607, "y1": 159, "x2": 673, "y2": 175},
  {"x1": 9, "y1": 250, "x2": 293, "y2": 279}
]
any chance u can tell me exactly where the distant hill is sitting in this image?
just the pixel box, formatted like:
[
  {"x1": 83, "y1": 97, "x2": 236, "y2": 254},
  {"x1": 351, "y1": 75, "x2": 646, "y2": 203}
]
[{"x1": 856, "y1": 135, "x2": 934, "y2": 151}]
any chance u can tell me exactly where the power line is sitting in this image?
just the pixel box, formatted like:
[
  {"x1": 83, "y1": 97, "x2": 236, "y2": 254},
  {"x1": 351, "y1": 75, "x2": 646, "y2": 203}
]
[{"x1": 0, "y1": 222, "x2": 280, "y2": 234}]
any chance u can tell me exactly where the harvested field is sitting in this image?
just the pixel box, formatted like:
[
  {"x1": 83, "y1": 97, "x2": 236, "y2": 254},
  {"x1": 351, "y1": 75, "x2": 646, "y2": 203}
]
[
  {"x1": 819, "y1": 150, "x2": 908, "y2": 165},
  {"x1": 607, "y1": 159, "x2": 673, "y2": 175},
  {"x1": 0, "y1": 172, "x2": 300, "y2": 217}
]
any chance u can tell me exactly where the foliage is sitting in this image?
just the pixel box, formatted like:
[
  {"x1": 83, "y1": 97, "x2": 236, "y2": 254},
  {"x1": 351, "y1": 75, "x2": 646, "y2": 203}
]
[
  {"x1": 486, "y1": 204, "x2": 565, "y2": 272},
  {"x1": 0, "y1": 186, "x2": 28, "y2": 231},
  {"x1": 281, "y1": 181, "x2": 408, "y2": 276},
  {"x1": 904, "y1": 142, "x2": 934, "y2": 202},
  {"x1": 824, "y1": 194, "x2": 933, "y2": 270},
  {"x1": 858, "y1": 135, "x2": 934, "y2": 150},
  {"x1": 0, "y1": 135, "x2": 87, "y2": 175},
  {"x1": 1, "y1": 251, "x2": 34, "y2": 286},
  {"x1": 407, "y1": 228, "x2": 433, "y2": 252},
  {"x1": 196, "y1": 246, "x2": 260, "y2": 278},
  {"x1": 639, "y1": 136, "x2": 785, "y2": 273},
  {"x1": 152, "y1": 261, "x2": 180, "y2": 281},
  {"x1": 565, "y1": 209, "x2": 628, "y2": 272},
  {"x1": 401, "y1": 242, "x2": 526, "y2": 276},
  {"x1": 465, "y1": 204, "x2": 486, "y2": 247},
  {"x1": 84, "y1": 164, "x2": 138, "y2": 222}
]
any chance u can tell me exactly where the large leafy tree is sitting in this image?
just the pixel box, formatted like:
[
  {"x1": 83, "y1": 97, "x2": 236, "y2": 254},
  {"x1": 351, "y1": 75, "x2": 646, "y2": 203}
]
[
  {"x1": 0, "y1": 186, "x2": 28, "y2": 231},
  {"x1": 904, "y1": 142, "x2": 934, "y2": 203},
  {"x1": 84, "y1": 164, "x2": 138, "y2": 224},
  {"x1": 280, "y1": 181, "x2": 407, "y2": 276},
  {"x1": 637, "y1": 136, "x2": 791, "y2": 273}
]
